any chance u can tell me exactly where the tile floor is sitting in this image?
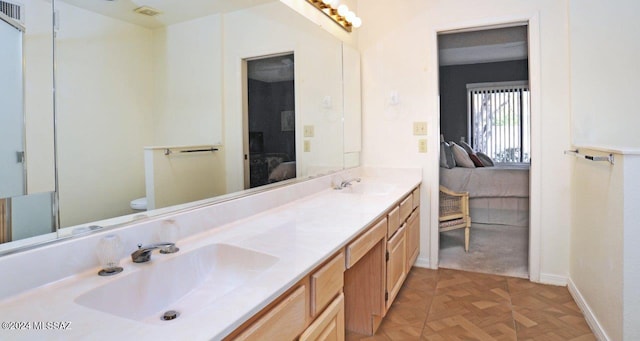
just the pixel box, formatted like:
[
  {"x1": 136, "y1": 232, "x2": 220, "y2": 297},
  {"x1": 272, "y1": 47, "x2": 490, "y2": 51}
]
[{"x1": 346, "y1": 267, "x2": 596, "y2": 340}]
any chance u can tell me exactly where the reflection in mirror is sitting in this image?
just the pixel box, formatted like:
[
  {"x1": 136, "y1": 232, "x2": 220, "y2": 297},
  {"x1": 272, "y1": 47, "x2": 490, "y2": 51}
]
[
  {"x1": 53, "y1": 0, "x2": 345, "y2": 230},
  {"x1": 342, "y1": 43, "x2": 362, "y2": 169},
  {"x1": 0, "y1": 12, "x2": 26, "y2": 199},
  {"x1": 0, "y1": 0, "x2": 361, "y2": 255},
  {"x1": 0, "y1": 0, "x2": 56, "y2": 247},
  {"x1": 245, "y1": 53, "x2": 297, "y2": 188}
]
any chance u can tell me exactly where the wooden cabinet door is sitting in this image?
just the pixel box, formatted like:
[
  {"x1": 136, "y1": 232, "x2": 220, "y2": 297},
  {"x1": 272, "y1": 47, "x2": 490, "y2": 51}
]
[
  {"x1": 385, "y1": 225, "x2": 406, "y2": 310},
  {"x1": 300, "y1": 293, "x2": 345, "y2": 341},
  {"x1": 405, "y1": 210, "x2": 420, "y2": 273},
  {"x1": 234, "y1": 286, "x2": 307, "y2": 341},
  {"x1": 311, "y1": 252, "x2": 345, "y2": 317}
]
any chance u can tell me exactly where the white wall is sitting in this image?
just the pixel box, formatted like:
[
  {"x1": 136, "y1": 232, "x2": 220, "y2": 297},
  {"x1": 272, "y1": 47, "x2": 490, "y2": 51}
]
[
  {"x1": 223, "y1": 2, "x2": 344, "y2": 193},
  {"x1": 569, "y1": 0, "x2": 640, "y2": 149},
  {"x1": 151, "y1": 14, "x2": 223, "y2": 147},
  {"x1": 570, "y1": 149, "x2": 624, "y2": 340},
  {"x1": 357, "y1": 0, "x2": 572, "y2": 279},
  {"x1": 568, "y1": 1, "x2": 640, "y2": 339},
  {"x1": 144, "y1": 147, "x2": 226, "y2": 210},
  {"x1": 55, "y1": 2, "x2": 153, "y2": 227}
]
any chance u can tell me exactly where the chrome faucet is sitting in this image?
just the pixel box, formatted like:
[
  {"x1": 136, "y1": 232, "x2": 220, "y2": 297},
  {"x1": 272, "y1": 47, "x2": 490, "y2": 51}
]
[
  {"x1": 131, "y1": 242, "x2": 179, "y2": 263},
  {"x1": 335, "y1": 177, "x2": 361, "y2": 190}
]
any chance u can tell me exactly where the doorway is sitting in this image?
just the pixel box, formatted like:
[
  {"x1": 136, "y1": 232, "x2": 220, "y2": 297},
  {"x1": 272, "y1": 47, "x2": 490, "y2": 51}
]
[
  {"x1": 436, "y1": 24, "x2": 532, "y2": 278},
  {"x1": 243, "y1": 53, "x2": 296, "y2": 189}
]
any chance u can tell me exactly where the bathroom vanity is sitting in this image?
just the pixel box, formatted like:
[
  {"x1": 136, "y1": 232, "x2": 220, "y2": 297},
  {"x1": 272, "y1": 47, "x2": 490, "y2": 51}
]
[
  {"x1": 226, "y1": 181, "x2": 421, "y2": 340},
  {"x1": 0, "y1": 168, "x2": 422, "y2": 340}
]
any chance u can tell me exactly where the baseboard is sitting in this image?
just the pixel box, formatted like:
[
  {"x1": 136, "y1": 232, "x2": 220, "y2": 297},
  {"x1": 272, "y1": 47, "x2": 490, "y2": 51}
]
[
  {"x1": 567, "y1": 278, "x2": 610, "y2": 341},
  {"x1": 413, "y1": 256, "x2": 432, "y2": 269},
  {"x1": 538, "y1": 272, "x2": 567, "y2": 286}
]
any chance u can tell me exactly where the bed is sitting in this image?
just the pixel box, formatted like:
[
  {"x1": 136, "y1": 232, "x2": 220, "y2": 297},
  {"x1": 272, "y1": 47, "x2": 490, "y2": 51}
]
[{"x1": 440, "y1": 163, "x2": 530, "y2": 227}]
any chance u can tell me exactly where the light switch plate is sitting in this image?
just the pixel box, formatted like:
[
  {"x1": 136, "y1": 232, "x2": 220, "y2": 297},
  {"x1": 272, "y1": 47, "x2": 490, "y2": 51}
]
[
  {"x1": 418, "y1": 139, "x2": 427, "y2": 153},
  {"x1": 304, "y1": 140, "x2": 311, "y2": 152},
  {"x1": 413, "y1": 122, "x2": 428, "y2": 135},
  {"x1": 304, "y1": 125, "x2": 315, "y2": 137}
]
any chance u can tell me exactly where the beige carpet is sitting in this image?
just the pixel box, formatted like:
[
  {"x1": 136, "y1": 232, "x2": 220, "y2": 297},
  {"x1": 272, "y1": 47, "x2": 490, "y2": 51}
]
[{"x1": 438, "y1": 223, "x2": 529, "y2": 278}]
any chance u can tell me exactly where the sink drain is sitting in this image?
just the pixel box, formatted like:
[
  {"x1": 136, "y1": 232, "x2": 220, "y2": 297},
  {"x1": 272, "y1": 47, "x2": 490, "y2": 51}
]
[{"x1": 161, "y1": 310, "x2": 179, "y2": 321}]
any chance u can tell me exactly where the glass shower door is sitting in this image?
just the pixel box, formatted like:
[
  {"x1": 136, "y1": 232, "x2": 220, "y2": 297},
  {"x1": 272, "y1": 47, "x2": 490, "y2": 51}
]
[{"x1": 0, "y1": 17, "x2": 25, "y2": 198}]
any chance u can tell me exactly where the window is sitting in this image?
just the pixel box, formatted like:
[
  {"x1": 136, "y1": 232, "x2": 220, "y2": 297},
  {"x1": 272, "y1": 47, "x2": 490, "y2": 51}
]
[{"x1": 467, "y1": 81, "x2": 530, "y2": 163}]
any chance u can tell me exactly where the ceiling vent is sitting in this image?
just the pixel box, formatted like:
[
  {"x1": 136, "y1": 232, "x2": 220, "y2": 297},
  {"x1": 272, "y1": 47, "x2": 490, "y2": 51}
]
[
  {"x1": 0, "y1": 0, "x2": 24, "y2": 24},
  {"x1": 133, "y1": 6, "x2": 162, "y2": 17}
]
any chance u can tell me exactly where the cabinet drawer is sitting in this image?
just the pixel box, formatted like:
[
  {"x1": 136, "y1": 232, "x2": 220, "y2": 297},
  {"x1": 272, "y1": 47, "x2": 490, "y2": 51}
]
[
  {"x1": 300, "y1": 293, "x2": 345, "y2": 341},
  {"x1": 234, "y1": 285, "x2": 307, "y2": 341},
  {"x1": 346, "y1": 218, "x2": 387, "y2": 269},
  {"x1": 412, "y1": 187, "x2": 420, "y2": 210},
  {"x1": 387, "y1": 206, "x2": 400, "y2": 238},
  {"x1": 399, "y1": 195, "x2": 413, "y2": 222},
  {"x1": 311, "y1": 252, "x2": 345, "y2": 317}
]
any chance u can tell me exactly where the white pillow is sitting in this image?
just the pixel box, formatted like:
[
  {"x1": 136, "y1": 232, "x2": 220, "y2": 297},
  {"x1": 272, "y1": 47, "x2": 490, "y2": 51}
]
[{"x1": 450, "y1": 143, "x2": 476, "y2": 168}]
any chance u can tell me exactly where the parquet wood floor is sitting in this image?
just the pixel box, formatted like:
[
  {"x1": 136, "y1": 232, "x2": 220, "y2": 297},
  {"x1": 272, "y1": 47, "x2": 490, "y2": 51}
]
[{"x1": 346, "y1": 267, "x2": 595, "y2": 341}]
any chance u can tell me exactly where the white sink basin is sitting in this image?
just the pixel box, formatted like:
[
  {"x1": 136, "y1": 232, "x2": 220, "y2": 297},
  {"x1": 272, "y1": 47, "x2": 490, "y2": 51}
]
[
  {"x1": 75, "y1": 243, "x2": 278, "y2": 324},
  {"x1": 340, "y1": 182, "x2": 396, "y2": 195}
]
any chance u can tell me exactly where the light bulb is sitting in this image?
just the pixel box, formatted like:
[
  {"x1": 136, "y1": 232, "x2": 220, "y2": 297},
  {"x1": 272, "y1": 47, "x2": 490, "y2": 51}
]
[
  {"x1": 322, "y1": 0, "x2": 331, "y2": 4},
  {"x1": 345, "y1": 11, "x2": 356, "y2": 23},
  {"x1": 352, "y1": 17, "x2": 362, "y2": 28},
  {"x1": 329, "y1": 0, "x2": 340, "y2": 9},
  {"x1": 337, "y1": 4, "x2": 349, "y2": 16}
]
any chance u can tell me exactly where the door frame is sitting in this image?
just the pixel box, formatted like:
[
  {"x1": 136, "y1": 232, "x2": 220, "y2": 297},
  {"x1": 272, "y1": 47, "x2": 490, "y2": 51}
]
[{"x1": 429, "y1": 13, "x2": 542, "y2": 282}]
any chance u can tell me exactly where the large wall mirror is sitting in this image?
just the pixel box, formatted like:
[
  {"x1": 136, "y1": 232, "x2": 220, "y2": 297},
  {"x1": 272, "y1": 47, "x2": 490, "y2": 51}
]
[{"x1": 0, "y1": 0, "x2": 361, "y2": 254}]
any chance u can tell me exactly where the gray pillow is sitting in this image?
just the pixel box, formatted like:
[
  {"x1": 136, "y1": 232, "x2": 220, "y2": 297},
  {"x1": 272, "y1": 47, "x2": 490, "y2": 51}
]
[
  {"x1": 476, "y1": 152, "x2": 495, "y2": 167},
  {"x1": 458, "y1": 140, "x2": 475, "y2": 155},
  {"x1": 450, "y1": 142, "x2": 476, "y2": 168},
  {"x1": 440, "y1": 142, "x2": 456, "y2": 169}
]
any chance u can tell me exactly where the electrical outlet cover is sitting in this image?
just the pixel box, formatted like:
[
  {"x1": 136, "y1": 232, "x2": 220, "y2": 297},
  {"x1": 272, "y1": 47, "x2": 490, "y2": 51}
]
[{"x1": 418, "y1": 139, "x2": 427, "y2": 153}]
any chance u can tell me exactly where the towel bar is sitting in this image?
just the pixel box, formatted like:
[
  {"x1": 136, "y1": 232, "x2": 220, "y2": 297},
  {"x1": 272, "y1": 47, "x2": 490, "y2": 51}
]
[
  {"x1": 564, "y1": 149, "x2": 614, "y2": 165},
  {"x1": 164, "y1": 147, "x2": 219, "y2": 156}
]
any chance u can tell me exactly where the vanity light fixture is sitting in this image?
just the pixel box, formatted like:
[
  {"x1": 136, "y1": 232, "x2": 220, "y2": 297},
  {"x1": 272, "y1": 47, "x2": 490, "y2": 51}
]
[{"x1": 306, "y1": 0, "x2": 362, "y2": 32}]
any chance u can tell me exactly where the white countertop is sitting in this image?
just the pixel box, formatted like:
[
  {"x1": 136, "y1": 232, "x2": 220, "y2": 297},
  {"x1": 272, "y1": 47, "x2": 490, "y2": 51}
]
[{"x1": 0, "y1": 172, "x2": 421, "y2": 340}]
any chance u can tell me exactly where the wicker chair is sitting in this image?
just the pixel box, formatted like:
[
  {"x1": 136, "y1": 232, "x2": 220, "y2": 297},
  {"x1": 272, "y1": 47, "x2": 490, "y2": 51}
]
[{"x1": 439, "y1": 185, "x2": 471, "y2": 252}]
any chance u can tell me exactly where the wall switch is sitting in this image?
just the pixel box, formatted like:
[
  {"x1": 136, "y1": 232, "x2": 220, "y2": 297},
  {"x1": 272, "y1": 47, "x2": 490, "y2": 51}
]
[
  {"x1": 303, "y1": 125, "x2": 315, "y2": 137},
  {"x1": 413, "y1": 122, "x2": 428, "y2": 135},
  {"x1": 304, "y1": 140, "x2": 311, "y2": 152},
  {"x1": 418, "y1": 139, "x2": 427, "y2": 153}
]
